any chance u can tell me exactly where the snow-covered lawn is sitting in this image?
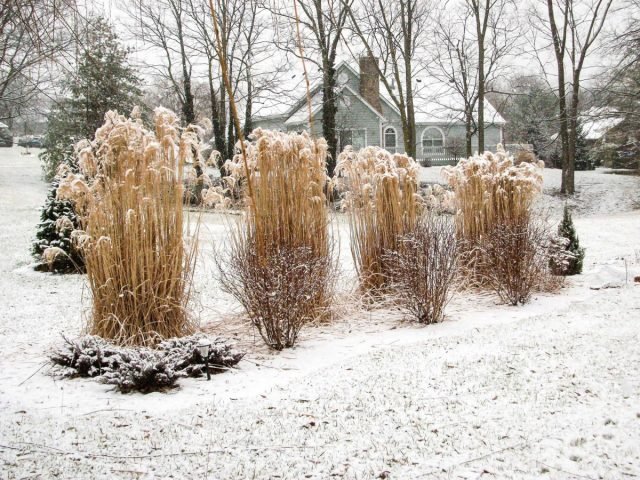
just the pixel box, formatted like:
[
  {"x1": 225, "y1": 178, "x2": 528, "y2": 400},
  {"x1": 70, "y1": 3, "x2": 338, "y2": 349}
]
[
  {"x1": 421, "y1": 164, "x2": 640, "y2": 217},
  {"x1": 1, "y1": 147, "x2": 639, "y2": 479}
]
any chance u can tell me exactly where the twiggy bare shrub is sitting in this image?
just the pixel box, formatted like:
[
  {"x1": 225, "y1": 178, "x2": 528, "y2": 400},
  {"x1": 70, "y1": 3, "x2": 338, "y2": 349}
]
[
  {"x1": 57, "y1": 108, "x2": 198, "y2": 346},
  {"x1": 334, "y1": 146, "x2": 422, "y2": 296},
  {"x1": 478, "y1": 216, "x2": 550, "y2": 305},
  {"x1": 220, "y1": 236, "x2": 334, "y2": 350},
  {"x1": 384, "y1": 213, "x2": 458, "y2": 323},
  {"x1": 217, "y1": 129, "x2": 334, "y2": 350}
]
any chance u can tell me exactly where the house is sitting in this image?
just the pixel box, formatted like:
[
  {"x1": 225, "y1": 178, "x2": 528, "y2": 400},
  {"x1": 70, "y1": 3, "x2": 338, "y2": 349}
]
[
  {"x1": 253, "y1": 57, "x2": 506, "y2": 165},
  {"x1": 580, "y1": 107, "x2": 625, "y2": 144}
]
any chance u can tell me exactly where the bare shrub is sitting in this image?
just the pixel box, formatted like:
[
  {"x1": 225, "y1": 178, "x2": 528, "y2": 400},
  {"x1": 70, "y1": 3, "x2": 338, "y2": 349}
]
[
  {"x1": 57, "y1": 108, "x2": 198, "y2": 346},
  {"x1": 217, "y1": 129, "x2": 334, "y2": 350},
  {"x1": 385, "y1": 213, "x2": 458, "y2": 323},
  {"x1": 334, "y1": 146, "x2": 422, "y2": 296},
  {"x1": 478, "y1": 216, "x2": 550, "y2": 305},
  {"x1": 220, "y1": 236, "x2": 334, "y2": 350}
]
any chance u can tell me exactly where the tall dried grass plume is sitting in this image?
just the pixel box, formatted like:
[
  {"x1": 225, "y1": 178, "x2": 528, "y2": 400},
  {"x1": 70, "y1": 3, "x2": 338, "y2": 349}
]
[
  {"x1": 57, "y1": 108, "x2": 198, "y2": 346},
  {"x1": 443, "y1": 145, "x2": 544, "y2": 245},
  {"x1": 218, "y1": 129, "x2": 334, "y2": 350},
  {"x1": 334, "y1": 146, "x2": 422, "y2": 296}
]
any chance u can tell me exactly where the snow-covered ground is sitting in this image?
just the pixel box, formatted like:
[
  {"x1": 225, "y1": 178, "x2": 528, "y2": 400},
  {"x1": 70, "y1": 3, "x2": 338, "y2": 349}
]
[
  {"x1": 421, "y1": 165, "x2": 640, "y2": 217},
  {"x1": 1, "y1": 147, "x2": 639, "y2": 479}
]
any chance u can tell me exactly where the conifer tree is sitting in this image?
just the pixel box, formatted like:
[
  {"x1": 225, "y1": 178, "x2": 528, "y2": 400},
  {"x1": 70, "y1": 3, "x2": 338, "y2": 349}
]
[
  {"x1": 35, "y1": 17, "x2": 142, "y2": 271},
  {"x1": 40, "y1": 17, "x2": 142, "y2": 180},
  {"x1": 32, "y1": 175, "x2": 85, "y2": 273},
  {"x1": 552, "y1": 205, "x2": 585, "y2": 275}
]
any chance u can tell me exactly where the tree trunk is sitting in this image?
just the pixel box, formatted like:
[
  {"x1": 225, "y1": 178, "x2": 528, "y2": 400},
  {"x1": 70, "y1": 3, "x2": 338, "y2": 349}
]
[
  {"x1": 557, "y1": 65, "x2": 570, "y2": 194},
  {"x1": 566, "y1": 80, "x2": 581, "y2": 194},
  {"x1": 322, "y1": 60, "x2": 338, "y2": 175},
  {"x1": 404, "y1": 42, "x2": 416, "y2": 157},
  {"x1": 465, "y1": 111, "x2": 473, "y2": 157},
  {"x1": 477, "y1": 39, "x2": 485, "y2": 152},
  {"x1": 207, "y1": 61, "x2": 226, "y2": 174},
  {"x1": 244, "y1": 68, "x2": 253, "y2": 137},
  {"x1": 226, "y1": 112, "x2": 235, "y2": 161}
]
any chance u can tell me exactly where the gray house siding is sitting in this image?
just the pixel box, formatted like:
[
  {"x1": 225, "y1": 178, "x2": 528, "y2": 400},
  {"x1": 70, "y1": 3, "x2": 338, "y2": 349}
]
[{"x1": 336, "y1": 89, "x2": 382, "y2": 149}]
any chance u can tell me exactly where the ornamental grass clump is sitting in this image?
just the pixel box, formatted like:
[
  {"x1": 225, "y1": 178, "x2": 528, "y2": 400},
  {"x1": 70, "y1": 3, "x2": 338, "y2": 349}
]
[
  {"x1": 443, "y1": 146, "x2": 545, "y2": 290},
  {"x1": 218, "y1": 129, "x2": 334, "y2": 350},
  {"x1": 443, "y1": 145, "x2": 544, "y2": 246},
  {"x1": 57, "y1": 108, "x2": 198, "y2": 346},
  {"x1": 334, "y1": 146, "x2": 422, "y2": 296}
]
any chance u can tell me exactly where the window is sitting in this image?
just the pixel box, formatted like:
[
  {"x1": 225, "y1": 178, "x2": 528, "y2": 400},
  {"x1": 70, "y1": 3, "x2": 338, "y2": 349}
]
[
  {"x1": 384, "y1": 127, "x2": 397, "y2": 150},
  {"x1": 338, "y1": 129, "x2": 366, "y2": 151},
  {"x1": 421, "y1": 127, "x2": 445, "y2": 153}
]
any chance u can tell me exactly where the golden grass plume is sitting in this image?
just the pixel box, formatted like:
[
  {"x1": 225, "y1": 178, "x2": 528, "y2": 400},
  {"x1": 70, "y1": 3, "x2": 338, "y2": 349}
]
[
  {"x1": 57, "y1": 108, "x2": 198, "y2": 346},
  {"x1": 442, "y1": 145, "x2": 544, "y2": 245},
  {"x1": 217, "y1": 128, "x2": 334, "y2": 349},
  {"x1": 334, "y1": 146, "x2": 422, "y2": 296}
]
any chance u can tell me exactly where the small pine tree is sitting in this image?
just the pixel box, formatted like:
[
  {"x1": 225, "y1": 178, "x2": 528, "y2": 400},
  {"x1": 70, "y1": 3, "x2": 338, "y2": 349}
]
[
  {"x1": 574, "y1": 119, "x2": 591, "y2": 170},
  {"x1": 551, "y1": 205, "x2": 585, "y2": 275},
  {"x1": 32, "y1": 177, "x2": 85, "y2": 273}
]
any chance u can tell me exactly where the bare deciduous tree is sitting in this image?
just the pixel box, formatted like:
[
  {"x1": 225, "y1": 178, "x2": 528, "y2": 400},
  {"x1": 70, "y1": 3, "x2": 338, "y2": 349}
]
[
  {"x1": 271, "y1": 0, "x2": 352, "y2": 174},
  {"x1": 345, "y1": 0, "x2": 430, "y2": 159},
  {"x1": 0, "y1": 0, "x2": 77, "y2": 122},
  {"x1": 466, "y1": 0, "x2": 516, "y2": 152},
  {"x1": 427, "y1": 0, "x2": 515, "y2": 156},
  {"x1": 532, "y1": 0, "x2": 614, "y2": 194}
]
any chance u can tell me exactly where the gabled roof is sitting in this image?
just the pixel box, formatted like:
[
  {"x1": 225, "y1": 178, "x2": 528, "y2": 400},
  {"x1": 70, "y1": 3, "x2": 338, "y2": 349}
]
[
  {"x1": 284, "y1": 83, "x2": 388, "y2": 127},
  {"x1": 285, "y1": 88, "x2": 324, "y2": 126},
  {"x1": 580, "y1": 107, "x2": 624, "y2": 140},
  {"x1": 341, "y1": 84, "x2": 387, "y2": 120},
  {"x1": 254, "y1": 61, "x2": 506, "y2": 127}
]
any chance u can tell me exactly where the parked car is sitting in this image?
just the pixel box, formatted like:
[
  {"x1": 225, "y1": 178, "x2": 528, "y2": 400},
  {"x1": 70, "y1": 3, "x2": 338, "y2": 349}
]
[{"x1": 17, "y1": 135, "x2": 45, "y2": 148}]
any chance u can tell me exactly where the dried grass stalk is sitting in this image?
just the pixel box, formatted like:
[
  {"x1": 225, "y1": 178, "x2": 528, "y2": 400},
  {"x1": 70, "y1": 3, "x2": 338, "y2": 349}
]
[
  {"x1": 334, "y1": 146, "x2": 422, "y2": 296},
  {"x1": 443, "y1": 146, "x2": 544, "y2": 285},
  {"x1": 385, "y1": 213, "x2": 458, "y2": 323},
  {"x1": 218, "y1": 129, "x2": 334, "y2": 350},
  {"x1": 443, "y1": 145, "x2": 544, "y2": 245},
  {"x1": 57, "y1": 108, "x2": 197, "y2": 346}
]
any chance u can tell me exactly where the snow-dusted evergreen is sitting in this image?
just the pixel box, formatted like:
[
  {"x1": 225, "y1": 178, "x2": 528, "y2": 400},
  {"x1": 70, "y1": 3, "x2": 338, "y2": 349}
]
[
  {"x1": 50, "y1": 335, "x2": 244, "y2": 393},
  {"x1": 551, "y1": 204, "x2": 586, "y2": 275},
  {"x1": 31, "y1": 166, "x2": 84, "y2": 273},
  {"x1": 40, "y1": 17, "x2": 142, "y2": 181}
]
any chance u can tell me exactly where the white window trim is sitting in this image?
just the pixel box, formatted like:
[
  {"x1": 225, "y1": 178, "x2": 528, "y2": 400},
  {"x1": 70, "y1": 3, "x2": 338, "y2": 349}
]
[
  {"x1": 383, "y1": 126, "x2": 398, "y2": 150},
  {"x1": 338, "y1": 128, "x2": 367, "y2": 151},
  {"x1": 421, "y1": 126, "x2": 446, "y2": 155}
]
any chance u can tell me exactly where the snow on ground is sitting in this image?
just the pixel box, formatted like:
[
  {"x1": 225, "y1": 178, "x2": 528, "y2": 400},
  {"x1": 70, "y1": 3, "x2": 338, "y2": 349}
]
[
  {"x1": 1, "y1": 147, "x2": 639, "y2": 479},
  {"x1": 421, "y1": 165, "x2": 640, "y2": 217}
]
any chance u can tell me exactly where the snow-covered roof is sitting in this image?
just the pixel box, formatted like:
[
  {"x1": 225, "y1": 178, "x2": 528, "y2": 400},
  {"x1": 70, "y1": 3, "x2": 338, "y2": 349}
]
[
  {"x1": 284, "y1": 89, "x2": 324, "y2": 126},
  {"x1": 580, "y1": 107, "x2": 624, "y2": 141}
]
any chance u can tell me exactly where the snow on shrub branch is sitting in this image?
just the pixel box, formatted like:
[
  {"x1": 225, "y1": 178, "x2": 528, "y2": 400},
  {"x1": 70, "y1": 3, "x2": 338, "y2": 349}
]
[{"x1": 50, "y1": 335, "x2": 244, "y2": 393}]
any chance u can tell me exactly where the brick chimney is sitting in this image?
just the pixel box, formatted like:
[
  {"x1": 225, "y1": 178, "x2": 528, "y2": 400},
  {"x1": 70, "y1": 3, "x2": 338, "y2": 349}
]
[{"x1": 359, "y1": 55, "x2": 382, "y2": 113}]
